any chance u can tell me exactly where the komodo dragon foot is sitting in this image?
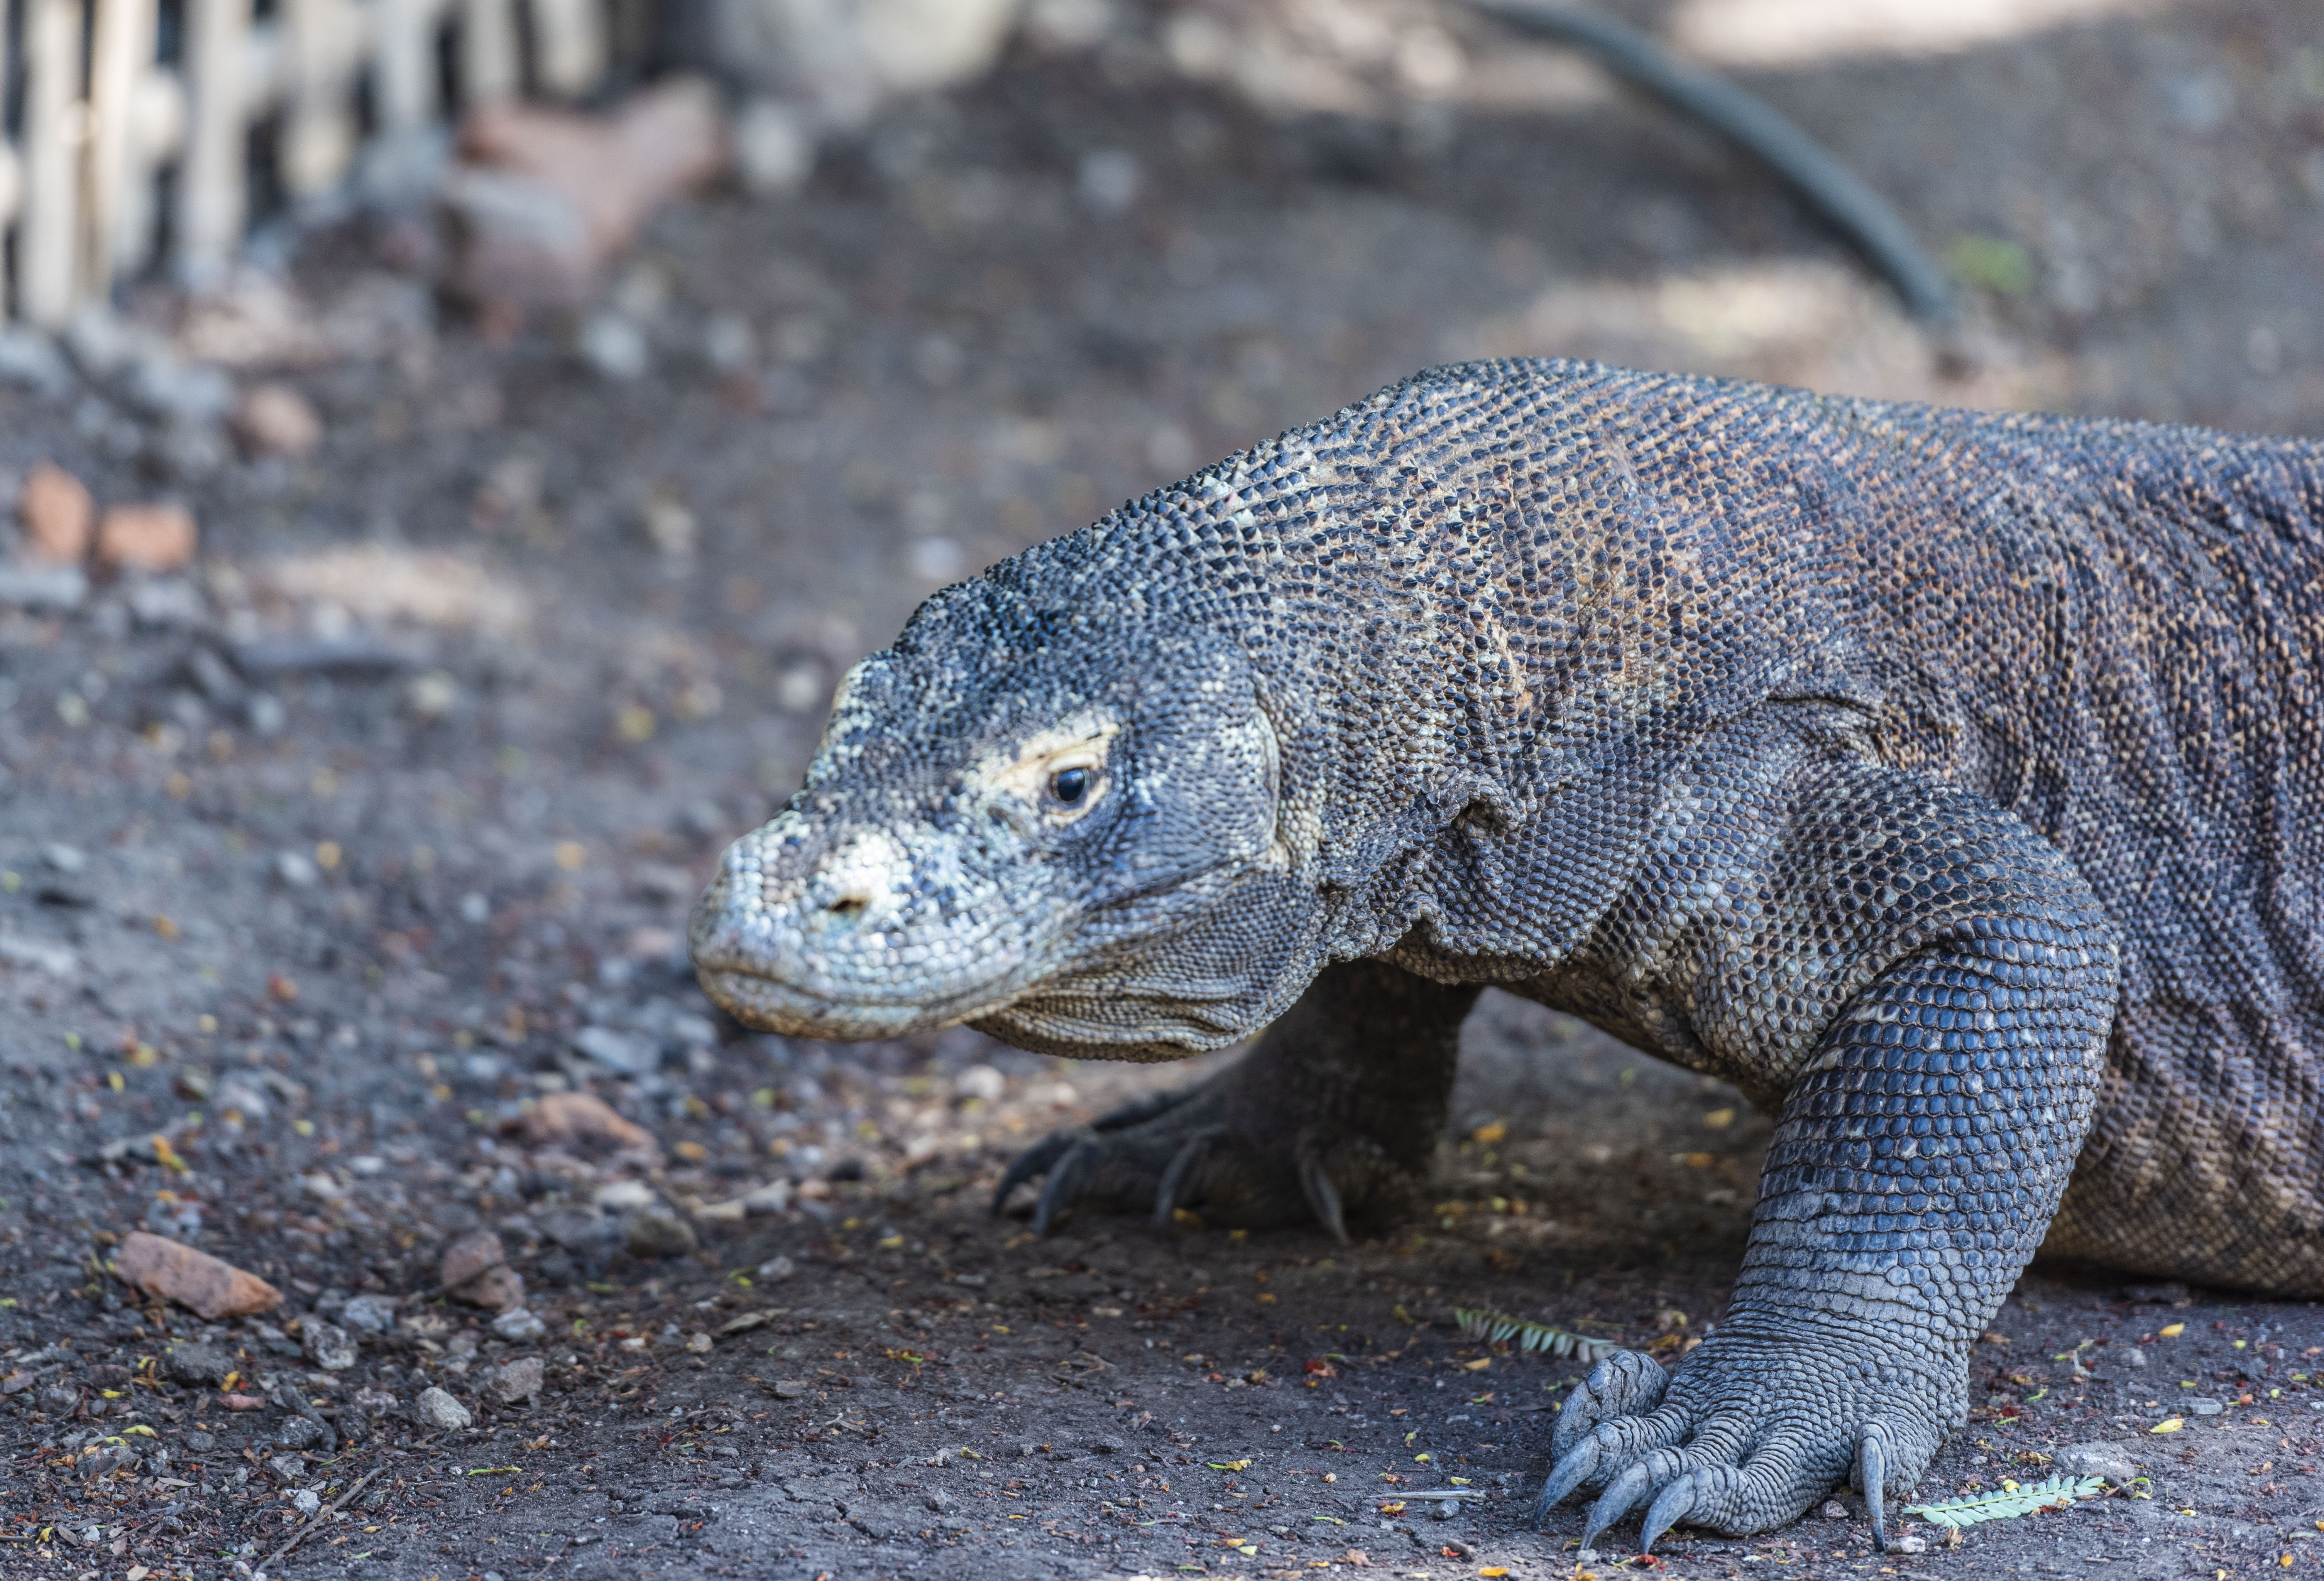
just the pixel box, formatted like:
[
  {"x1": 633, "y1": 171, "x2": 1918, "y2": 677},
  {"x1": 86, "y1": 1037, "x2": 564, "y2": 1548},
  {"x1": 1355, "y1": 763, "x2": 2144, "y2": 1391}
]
[
  {"x1": 1535, "y1": 1336, "x2": 1950, "y2": 1554},
  {"x1": 993, "y1": 960, "x2": 1478, "y2": 1241}
]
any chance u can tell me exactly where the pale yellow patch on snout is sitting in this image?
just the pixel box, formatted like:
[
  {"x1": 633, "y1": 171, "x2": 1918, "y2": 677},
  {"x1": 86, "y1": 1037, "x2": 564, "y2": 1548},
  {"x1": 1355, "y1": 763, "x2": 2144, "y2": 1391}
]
[
  {"x1": 808, "y1": 828, "x2": 912, "y2": 927},
  {"x1": 967, "y1": 711, "x2": 1120, "y2": 823}
]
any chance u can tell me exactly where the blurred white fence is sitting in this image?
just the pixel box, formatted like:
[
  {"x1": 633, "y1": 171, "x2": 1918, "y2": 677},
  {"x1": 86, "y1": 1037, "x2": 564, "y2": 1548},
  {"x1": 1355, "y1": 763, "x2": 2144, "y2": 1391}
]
[{"x1": 0, "y1": 0, "x2": 614, "y2": 327}]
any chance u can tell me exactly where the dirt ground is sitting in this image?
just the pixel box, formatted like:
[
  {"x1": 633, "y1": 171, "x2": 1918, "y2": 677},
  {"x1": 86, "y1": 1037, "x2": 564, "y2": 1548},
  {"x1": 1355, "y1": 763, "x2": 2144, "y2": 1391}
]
[{"x1": 2, "y1": 2, "x2": 2323, "y2": 1578}]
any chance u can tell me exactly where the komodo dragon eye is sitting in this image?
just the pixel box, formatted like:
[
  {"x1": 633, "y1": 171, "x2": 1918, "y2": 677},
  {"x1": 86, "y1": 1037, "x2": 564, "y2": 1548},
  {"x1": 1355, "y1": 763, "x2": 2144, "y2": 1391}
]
[{"x1": 1048, "y1": 767, "x2": 1089, "y2": 806}]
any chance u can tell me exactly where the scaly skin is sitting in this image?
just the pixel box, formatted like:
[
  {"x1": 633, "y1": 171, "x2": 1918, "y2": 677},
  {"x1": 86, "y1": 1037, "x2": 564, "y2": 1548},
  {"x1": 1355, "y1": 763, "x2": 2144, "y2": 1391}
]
[{"x1": 690, "y1": 360, "x2": 2324, "y2": 1551}]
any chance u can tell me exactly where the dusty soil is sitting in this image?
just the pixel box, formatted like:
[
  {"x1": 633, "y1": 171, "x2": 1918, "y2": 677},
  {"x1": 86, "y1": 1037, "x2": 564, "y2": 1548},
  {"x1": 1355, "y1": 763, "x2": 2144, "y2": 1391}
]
[{"x1": 2, "y1": 2, "x2": 2322, "y2": 1579}]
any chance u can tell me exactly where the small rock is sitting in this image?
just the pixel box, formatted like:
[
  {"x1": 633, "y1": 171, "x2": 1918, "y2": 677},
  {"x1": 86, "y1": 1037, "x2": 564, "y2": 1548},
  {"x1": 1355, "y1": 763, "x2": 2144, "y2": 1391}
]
[
  {"x1": 39, "y1": 1385, "x2": 78, "y2": 1414},
  {"x1": 115, "y1": 1230, "x2": 283, "y2": 1319},
  {"x1": 341, "y1": 1293, "x2": 398, "y2": 1334},
  {"x1": 2055, "y1": 1442, "x2": 2139, "y2": 1485},
  {"x1": 277, "y1": 1415, "x2": 327, "y2": 1450},
  {"x1": 954, "y1": 1064, "x2": 1005, "y2": 1103},
  {"x1": 81, "y1": 1442, "x2": 139, "y2": 1475},
  {"x1": 220, "y1": 1392, "x2": 267, "y2": 1410},
  {"x1": 456, "y1": 1265, "x2": 526, "y2": 1312},
  {"x1": 770, "y1": 1380, "x2": 808, "y2": 1400},
  {"x1": 414, "y1": 1385, "x2": 472, "y2": 1431},
  {"x1": 182, "y1": 1429, "x2": 216, "y2": 1450},
  {"x1": 491, "y1": 1307, "x2": 547, "y2": 1343},
  {"x1": 231, "y1": 382, "x2": 323, "y2": 457},
  {"x1": 291, "y1": 1487, "x2": 322, "y2": 1516},
  {"x1": 1893, "y1": 1535, "x2": 1929, "y2": 1554},
  {"x1": 522, "y1": 1089, "x2": 661, "y2": 1158},
  {"x1": 164, "y1": 1341, "x2": 235, "y2": 1385},
  {"x1": 0, "y1": 562, "x2": 87, "y2": 611},
  {"x1": 1822, "y1": 1499, "x2": 1849, "y2": 1520},
  {"x1": 1089, "y1": 1435, "x2": 1126, "y2": 1454},
  {"x1": 488, "y1": 1356, "x2": 545, "y2": 1404},
  {"x1": 351, "y1": 1386, "x2": 399, "y2": 1417},
  {"x1": 440, "y1": 1229, "x2": 507, "y2": 1290},
  {"x1": 733, "y1": 98, "x2": 817, "y2": 195},
  {"x1": 303, "y1": 1319, "x2": 358, "y2": 1370},
  {"x1": 274, "y1": 850, "x2": 320, "y2": 887},
  {"x1": 95, "y1": 503, "x2": 198, "y2": 574},
  {"x1": 0, "y1": 935, "x2": 78, "y2": 976},
  {"x1": 577, "y1": 313, "x2": 650, "y2": 380},
  {"x1": 594, "y1": 1179, "x2": 656, "y2": 1211},
  {"x1": 268, "y1": 1452, "x2": 306, "y2": 1480},
  {"x1": 41, "y1": 842, "x2": 86, "y2": 873},
  {"x1": 624, "y1": 1211, "x2": 699, "y2": 1260},
  {"x1": 572, "y1": 1025, "x2": 660, "y2": 1076},
  {"x1": 2188, "y1": 1397, "x2": 2226, "y2": 1417},
  {"x1": 19, "y1": 462, "x2": 93, "y2": 562},
  {"x1": 2116, "y1": 1346, "x2": 2149, "y2": 1369},
  {"x1": 756, "y1": 1255, "x2": 795, "y2": 1281}
]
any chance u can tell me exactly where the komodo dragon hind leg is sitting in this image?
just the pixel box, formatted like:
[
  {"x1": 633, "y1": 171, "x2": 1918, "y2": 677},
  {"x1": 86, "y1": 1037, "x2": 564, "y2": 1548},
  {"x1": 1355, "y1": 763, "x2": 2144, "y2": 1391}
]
[{"x1": 992, "y1": 959, "x2": 1480, "y2": 1240}]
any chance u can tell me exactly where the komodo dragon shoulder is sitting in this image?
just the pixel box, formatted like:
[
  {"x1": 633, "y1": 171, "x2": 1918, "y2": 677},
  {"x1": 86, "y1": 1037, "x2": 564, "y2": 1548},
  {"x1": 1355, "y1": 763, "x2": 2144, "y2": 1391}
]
[{"x1": 690, "y1": 358, "x2": 2324, "y2": 1551}]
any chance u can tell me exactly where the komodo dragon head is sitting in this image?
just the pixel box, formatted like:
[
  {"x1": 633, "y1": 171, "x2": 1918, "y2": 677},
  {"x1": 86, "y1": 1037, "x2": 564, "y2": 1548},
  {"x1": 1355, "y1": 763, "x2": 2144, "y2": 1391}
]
[{"x1": 689, "y1": 541, "x2": 1317, "y2": 1059}]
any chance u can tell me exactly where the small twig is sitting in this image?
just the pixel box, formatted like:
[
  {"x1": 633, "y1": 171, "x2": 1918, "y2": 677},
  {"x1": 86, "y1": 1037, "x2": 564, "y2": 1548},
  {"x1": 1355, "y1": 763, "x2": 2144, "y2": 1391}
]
[{"x1": 257, "y1": 1465, "x2": 383, "y2": 1571}]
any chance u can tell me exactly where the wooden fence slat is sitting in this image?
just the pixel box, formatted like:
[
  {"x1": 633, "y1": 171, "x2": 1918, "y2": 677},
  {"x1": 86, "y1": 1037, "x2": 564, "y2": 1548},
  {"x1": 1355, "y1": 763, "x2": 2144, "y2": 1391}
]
[
  {"x1": 87, "y1": 0, "x2": 161, "y2": 283},
  {"x1": 20, "y1": 0, "x2": 86, "y2": 325},
  {"x1": 374, "y1": 0, "x2": 440, "y2": 133},
  {"x1": 463, "y1": 0, "x2": 521, "y2": 106},
  {"x1": 531, "y1": 0, "x2": 606, "y2": 100},
  {"x1": 177, "y1": 0, "x2": 254, "y2": 287},
  {"x1": 283, "y1": 0, "x2": 363, "y2": 198}
]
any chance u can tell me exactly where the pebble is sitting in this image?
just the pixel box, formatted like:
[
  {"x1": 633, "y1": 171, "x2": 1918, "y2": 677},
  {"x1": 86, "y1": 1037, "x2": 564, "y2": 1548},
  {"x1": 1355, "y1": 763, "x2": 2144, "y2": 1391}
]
[
  {"x1": 116, "y1": 1231, "x2": 283, "y2": 1319},
  {"x1": 303, "y1": 1319, "x2": 358, "y2": 1370},
  {"x1": 274, "y1": 851, "x2": 321, "y2": 888},
  {"x1": 1088, "y1": 1435, "x2": 1126, "y2": 1454},
  {"x1": 488, "y1": 1357, "x2": 546, "y2": 1404},
  {"x1": 1893, "y1": 1535, "x2": 1929, "y2": 1554},
  {"x1": 269, "y1": 1452, "x2": 308, "y2": 1480},
  {"x1": 95, "y1": 502, "x2": 198, "y2": 573},
  {"x1": 770, "y1": 1380, "x2": 808, "y2": 1400},
  {"x1": 573, "y1": 1025, "x2": 660, "y2": 1076},
  {"x1": 756, "y1": 1255, "x2": 795, "y2": 1281},
  {"x1": 291, "y1": 1488, "x2": 321, "y2": 1516},
  {"x1": 340, "y1": 1294, "x2": 399, "y2": 1334},
  {"x1": 414, "y1": 1385, "x2": 472, "y2": 1430},
  {"x1": 441, "y1": 1228, "x2": 507, "y2": 1289},
  {"x1": 2055, "y1": 1442, "x2": 2140, "y2": 1485},
  {"x1": 232, "y1": 382, "x2": 324, "y2": 458},
  {"x1": 39, "y1": 1385, "x2": 78, "y2": 1414},
  {"x1": 2187, "y1": 1397, "x2": 2225, "y2": 1417},
  {"x1": 624, "y1": 1211, "x2": 699, "y2": 1260},
  {"x1": 1822, "y1": 1499, "x2": 1849, "y2": 1519},
  {"x1": 18, "y1": 462, "x2": 93, "y2": 562},
  {"x1": 493, "y1": 1307, "x2": 548, "y2": 1342},
  {"x1": 0, "y1": 562, "x2": 87, "y2": 611},
  {"x1": 578, "y1": 314, "x2": 650, "y2": 381},
  {"x1": 277, "y1": 1415, "x2": 327, "y2": 1450},
  {"x1": 182, "y1": 1429, "x2": 216, "y2": 1450}
]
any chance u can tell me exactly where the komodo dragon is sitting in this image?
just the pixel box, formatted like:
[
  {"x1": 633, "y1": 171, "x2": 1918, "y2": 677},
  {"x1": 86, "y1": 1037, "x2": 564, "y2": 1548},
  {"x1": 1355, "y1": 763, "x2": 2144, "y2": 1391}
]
[{"x1": 690, "y1": 358, "x2": 2324, "y2": 1551}]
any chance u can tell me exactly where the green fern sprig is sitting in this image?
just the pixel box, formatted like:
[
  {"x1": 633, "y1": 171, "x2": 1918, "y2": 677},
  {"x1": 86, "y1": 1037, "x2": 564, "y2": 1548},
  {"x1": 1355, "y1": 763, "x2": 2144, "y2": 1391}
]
[
  {"x1": 1901, "y1": 1474, "x2": 2106, "y2": 1528},
  {"x1": 1452, "y1": 1307, "x2": 1618, "y2": 1364}
]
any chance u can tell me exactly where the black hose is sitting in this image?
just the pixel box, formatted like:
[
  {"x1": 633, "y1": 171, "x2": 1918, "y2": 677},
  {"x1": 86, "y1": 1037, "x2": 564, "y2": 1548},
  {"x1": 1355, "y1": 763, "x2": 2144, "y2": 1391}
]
[{"x1": 1470, "y1": 0, "x2": 1957, "y2": 326}]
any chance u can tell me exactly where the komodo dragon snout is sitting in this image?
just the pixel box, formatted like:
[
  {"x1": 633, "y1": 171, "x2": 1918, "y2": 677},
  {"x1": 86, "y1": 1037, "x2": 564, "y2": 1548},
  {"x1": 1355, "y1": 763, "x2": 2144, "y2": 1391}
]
[{"x1": 691, "y1": 573, "x2": 1304, "y2": 1049}]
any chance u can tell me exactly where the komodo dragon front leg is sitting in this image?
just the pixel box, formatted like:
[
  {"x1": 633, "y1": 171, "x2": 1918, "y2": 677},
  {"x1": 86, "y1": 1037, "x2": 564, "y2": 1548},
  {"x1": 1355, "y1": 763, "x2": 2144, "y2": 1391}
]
[
  {"x1": 1516, "y1": 733, "x2": 2121, "y2": 1551},
  {"x1": 995, "y1": 959, "x2": 1478, "y2": 1239}
]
